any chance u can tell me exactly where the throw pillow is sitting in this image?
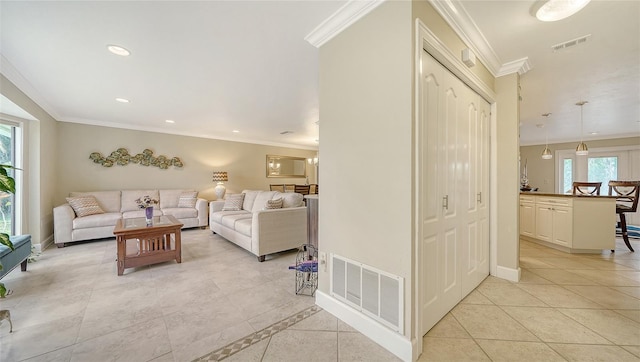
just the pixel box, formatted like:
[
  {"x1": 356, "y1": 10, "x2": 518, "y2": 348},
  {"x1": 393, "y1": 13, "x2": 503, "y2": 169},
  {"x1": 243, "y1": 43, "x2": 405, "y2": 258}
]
[
  {"x1": 66, "y1": 195, "x2": 105, "y2": 217},
  {"x1": 222, "y1": 193, "x2": 245, "y2": 211},
  {"x1": 177, "y1": 191, "x2": 198, "y2": 208},
  {"x1": 264, "y1": 197, "x2": 283, "y2": 210}
]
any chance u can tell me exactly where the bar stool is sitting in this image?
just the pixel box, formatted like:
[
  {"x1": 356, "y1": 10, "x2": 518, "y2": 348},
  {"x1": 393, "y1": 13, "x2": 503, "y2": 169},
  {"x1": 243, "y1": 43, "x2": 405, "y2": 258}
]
[
  {"x1": 608, "y1": 180, "x2": 640, "y2": 252},
  {"x1": 572, "y1": 181, "x2": 602, "y2": 196}
]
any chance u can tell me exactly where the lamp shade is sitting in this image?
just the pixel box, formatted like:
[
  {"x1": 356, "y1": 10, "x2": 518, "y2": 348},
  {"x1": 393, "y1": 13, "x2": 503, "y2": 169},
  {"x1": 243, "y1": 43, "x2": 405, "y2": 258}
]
[
  {"x1": 576, "y1": 142, "x2": 589, "y2": 155},
  {"x1": 212, "y1": 171, "x2": 228, "y2": 182},
  {"x1": 541, "y1": 146, "x2": 553, "y2": 159}
]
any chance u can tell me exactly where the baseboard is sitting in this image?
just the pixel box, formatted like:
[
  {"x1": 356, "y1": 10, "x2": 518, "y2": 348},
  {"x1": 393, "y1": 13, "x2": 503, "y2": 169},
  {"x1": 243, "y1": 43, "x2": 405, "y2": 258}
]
[
  {"x1": 315, "y1": 290, "x2": 413, "y2": 362},
  {"x1": 38, "y1": 234, "x2": 54, "y2": 252},
  {"x1": 495, "y1": 265, "x2": 520, "y2": 282}
]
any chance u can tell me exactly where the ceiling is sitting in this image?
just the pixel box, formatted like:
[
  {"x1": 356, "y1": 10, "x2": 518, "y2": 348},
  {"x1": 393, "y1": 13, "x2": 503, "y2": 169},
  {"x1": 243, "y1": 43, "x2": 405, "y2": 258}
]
[{"x1": 0, "y1": 1, "x2": 638, "y2": 148}]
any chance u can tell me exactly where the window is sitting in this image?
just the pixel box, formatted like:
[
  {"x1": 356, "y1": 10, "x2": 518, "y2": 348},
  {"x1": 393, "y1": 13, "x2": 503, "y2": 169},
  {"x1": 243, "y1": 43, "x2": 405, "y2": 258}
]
[
  {"x1": 588, "y1": 156, "x2": 618, "y2": 188},
  {"x1": 0, "y1": 123, "x2": 15, "y2": 235},
  {"x1": 563, "y1": 158, "x2": 573, "y2": 194}
]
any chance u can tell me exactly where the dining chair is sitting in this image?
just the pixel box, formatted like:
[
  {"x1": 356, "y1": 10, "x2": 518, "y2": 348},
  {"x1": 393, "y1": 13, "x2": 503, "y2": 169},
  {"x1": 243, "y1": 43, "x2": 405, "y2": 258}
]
[
  {"x1": 294, "y1": 184, "x2": 311, "y2": 196},
  {"x1": 269, "y1": 184, "x2": 285, "y2": 192},
  {"x1": 572, "y1": 181, "x2": 602, "y2": 196},
  {"x1": 310, "y1": 184, "x2": 318, "y2": 194},
  {"x1": 608, "y1": 180, "x2": 640, "y2": 252},
  {"x1": 284, "y1": 184, "x2": 296, "y2": 193}
]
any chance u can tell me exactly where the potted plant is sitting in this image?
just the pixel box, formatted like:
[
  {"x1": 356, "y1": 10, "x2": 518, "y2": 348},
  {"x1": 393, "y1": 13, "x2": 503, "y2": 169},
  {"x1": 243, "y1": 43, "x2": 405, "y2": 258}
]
[{"x1": 0, "y1": 164, "x2": 17, "y2": 298}]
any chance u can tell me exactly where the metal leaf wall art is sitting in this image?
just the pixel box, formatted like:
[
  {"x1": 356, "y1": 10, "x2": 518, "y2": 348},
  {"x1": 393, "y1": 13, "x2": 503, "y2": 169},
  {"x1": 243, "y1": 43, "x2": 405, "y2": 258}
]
[{"x1": 89, "y1": 148, "x2": 183, "y2": 169}]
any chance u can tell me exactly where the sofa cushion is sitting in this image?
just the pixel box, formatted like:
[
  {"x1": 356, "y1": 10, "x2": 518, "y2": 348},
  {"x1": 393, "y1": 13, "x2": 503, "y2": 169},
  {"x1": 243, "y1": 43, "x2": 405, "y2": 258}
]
[
  {"x1": 162, "y1": 207, "x2": 197, "y2": 219},
  {"x1": 70, "y1": 191, "x2": 121, "y2": 213},
  {"x1": 264, "y1": 197, "x2": 283, "y2": 210},
  {"x1": 273, "y1": 192, "x2": 304, "y2": 208},
  {"x1": 221, "y1": 213, "x2": 253, "y2": 229},
  {"x1": 211, "y1": 210, "x2": 249, "y2": 224},
  {"x1": 66, "y1": 195, "x2": 105, "y2": 217},
  {"x1": 178, "y1": 191, "x2": 198, "y2": 208},
  {"x1": 121, "y1": 190, "x2": 160, "y2": 212},
  {"x1": 235, "y1": 219, "x2": 252, "y2": 237},
  {"x1": 72, "y1": 212, "x2": 122, "y2": 229},
  {"x1": 251, "y1": 191, "x2": 279, "y2": 213},
  {"x1": 159, "y1": 189, "x2": 183, "y2": 209},
  {"x1": 241, "y1": 190, "x2": 261, "y2": 211},
  {"x1": 222, "y1": 193, "x2": 245, "y2": 211}
]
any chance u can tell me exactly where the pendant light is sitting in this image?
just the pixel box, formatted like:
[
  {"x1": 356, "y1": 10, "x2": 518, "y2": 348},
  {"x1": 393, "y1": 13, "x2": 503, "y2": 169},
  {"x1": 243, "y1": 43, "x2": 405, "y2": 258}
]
[
  {"x1": 540, "y1": 113, "x2": 552, "y2": 159},
  {"x1": 575, "y1": 101, "x2": 589, "y2": 156}
]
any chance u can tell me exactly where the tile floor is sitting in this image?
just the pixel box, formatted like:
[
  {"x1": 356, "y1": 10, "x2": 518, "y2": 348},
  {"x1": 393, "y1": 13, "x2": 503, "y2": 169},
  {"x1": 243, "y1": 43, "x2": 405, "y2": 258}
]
[{"x1": 0, "y1": 229, "x2": 638, "y2": 361}]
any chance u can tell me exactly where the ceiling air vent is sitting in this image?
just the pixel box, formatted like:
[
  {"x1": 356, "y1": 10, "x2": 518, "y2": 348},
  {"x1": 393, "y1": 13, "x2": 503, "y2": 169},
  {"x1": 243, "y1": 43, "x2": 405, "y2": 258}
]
[
  {"x1": 280, "y1": 130, "x2": 294, "y2": 135},
  {"x1": 552, "y1": 34, "x2": 591, "y2": 52}
]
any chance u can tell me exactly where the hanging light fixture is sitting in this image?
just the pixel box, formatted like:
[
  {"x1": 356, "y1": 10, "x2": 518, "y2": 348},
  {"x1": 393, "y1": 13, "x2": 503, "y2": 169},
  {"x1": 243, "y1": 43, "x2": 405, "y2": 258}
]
[
  {"x1": 575, "y1": 101, "x2": 589, "y2": 156},
  {"x1": 540, "y1": 113, "x2": 553, "y2": 159}
]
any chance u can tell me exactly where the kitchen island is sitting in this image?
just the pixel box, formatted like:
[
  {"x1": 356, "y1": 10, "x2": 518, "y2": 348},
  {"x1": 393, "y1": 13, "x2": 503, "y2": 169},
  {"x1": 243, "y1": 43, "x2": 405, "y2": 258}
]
[{"x1": 520, "y1": 192, "x2": 617, "y2": 253}]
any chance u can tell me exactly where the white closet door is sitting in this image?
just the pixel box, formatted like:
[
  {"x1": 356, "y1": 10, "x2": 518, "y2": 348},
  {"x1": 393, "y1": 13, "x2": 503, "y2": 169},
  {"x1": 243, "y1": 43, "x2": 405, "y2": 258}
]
[{"x1": 419, "y1": 50, "x2": 490, "y2": 334}]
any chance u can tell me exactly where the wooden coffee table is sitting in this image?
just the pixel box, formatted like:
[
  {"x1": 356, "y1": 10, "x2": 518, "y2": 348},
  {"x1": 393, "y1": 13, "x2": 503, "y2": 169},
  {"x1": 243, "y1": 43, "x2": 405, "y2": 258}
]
[{"x1": 113, "y1": 215, "x2": 183, "y2": 276}]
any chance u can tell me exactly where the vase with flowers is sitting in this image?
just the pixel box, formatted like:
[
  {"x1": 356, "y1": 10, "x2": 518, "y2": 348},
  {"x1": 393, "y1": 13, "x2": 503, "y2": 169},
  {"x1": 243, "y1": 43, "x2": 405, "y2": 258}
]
[{"x1": 135, "y1": 195, "x2": 158, "y2": 226}]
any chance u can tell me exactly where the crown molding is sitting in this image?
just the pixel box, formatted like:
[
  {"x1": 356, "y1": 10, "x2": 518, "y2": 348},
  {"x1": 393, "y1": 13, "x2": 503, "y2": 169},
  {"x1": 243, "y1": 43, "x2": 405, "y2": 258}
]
[
  {"x1": 305, "y1": 0, "x2": 386, "y2": 48},
  {"x1": 497, "y1": 57, "x2": 532, "y2": 76},
  {"x1": 0, "y1": 53, "x2": 61, "y2": 121},
  {"x1": 428, "y1": 0, "x2": 531, "y2": 77}
]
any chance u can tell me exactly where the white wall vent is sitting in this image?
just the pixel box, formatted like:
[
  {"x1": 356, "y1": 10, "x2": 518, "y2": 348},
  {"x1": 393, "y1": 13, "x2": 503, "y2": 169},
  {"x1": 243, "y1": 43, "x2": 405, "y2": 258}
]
[
  {"x1": 331, "y1": 254, "x2": 403, "y2": 333},
  {"x1": 552, "y1": 34, "x2": 591, "y2": 52}
]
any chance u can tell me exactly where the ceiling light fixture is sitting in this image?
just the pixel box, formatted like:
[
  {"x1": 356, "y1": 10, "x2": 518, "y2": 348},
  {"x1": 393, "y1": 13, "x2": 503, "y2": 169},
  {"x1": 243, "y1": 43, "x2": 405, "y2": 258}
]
[
  {"x1": 165, "y1": 120, "x2": 175, "y2": 124},
  {"x1": 532, "y1": 0, "x2": 591, "y2": 22},
  {"x1": 232, "y1": 130, "x2": 240, "y2": 133},
  {"x1": 107, "y1": 44, "x2": 130, "y2": 56},
  {"x1": 115, "y1": 98, "x2": 130, "y2": 103},
  {"x1": 539, "y1": 114, "x2": 553, "y2": 160},
  {"x1": 575, "y1": 101, "x2": 589, "y2": 156}
]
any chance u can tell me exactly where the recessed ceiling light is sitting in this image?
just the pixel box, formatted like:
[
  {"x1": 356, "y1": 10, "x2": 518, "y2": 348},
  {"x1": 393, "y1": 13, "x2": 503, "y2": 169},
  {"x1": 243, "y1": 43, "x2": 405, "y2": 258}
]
[
  {"x1": 590, "y1": 131, "x2": 598, "y2": 135},
  {"x1": 115, "y1": 98, "x2": 130, "y2": 103},
  {"x1": 107, "y1": 45, "x2": 130, "y2": 56},
  {"x1": 532, "y1": 0, "x2": 591, "y2": 22},
  {"x1": 232, "y1": 130, "x2": 240, "y2": 133},
  {"x1": 165, "y1": 120, "x2": 175, "y2": 124}
]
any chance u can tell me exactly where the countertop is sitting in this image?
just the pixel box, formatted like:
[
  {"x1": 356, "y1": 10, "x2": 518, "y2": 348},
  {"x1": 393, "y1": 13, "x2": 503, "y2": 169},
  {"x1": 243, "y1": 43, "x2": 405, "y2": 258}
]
[{"x1": 520, "y1": 192, "x2": 617, "y2": 199}]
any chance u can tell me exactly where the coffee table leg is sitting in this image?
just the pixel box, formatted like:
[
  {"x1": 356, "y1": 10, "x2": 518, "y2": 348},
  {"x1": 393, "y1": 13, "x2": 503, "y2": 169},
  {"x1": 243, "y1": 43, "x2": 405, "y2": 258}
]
[
  {"x1": 117, "y1": 236, "x2": 126, "y2": 276},
  {"x1": 175, "y1": 230, "x2": 182, "y2": 263}
]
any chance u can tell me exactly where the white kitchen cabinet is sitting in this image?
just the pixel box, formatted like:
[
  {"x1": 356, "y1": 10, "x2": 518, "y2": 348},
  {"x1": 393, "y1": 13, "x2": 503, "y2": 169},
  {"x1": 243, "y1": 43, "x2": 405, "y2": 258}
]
[{"x1": 520, "y1": 194, "x2": 615, "y2": 253}]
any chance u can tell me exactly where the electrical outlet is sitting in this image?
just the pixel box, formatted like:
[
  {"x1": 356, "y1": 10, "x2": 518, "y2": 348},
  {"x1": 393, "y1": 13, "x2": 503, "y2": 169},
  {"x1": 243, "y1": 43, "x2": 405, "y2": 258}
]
[{"x1": 319, "y1": 251, "x2": 327, "y2": 272}]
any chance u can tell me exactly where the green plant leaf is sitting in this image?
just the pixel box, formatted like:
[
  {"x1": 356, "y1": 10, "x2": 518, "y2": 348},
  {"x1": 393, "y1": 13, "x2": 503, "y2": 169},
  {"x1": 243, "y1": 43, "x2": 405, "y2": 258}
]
[
  {"x1": 0, "y1": 233, "x2": 14, "y2": 251},
  {"x1": 0, "y1": 164, "x2": 17, "y2": 194},
  {"x1": 0, "y1": 283, "x2": 6, "y2": 298}
]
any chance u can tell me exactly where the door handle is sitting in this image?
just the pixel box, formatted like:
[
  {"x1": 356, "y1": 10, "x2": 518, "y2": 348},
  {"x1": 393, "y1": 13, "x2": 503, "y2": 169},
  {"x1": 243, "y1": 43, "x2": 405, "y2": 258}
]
[
  {"x1": 477, "y1": 192, "x2": 482, "y2": 203},
  {"x1": 442, "y1": 195, "x2": 449, "y2": 210}
]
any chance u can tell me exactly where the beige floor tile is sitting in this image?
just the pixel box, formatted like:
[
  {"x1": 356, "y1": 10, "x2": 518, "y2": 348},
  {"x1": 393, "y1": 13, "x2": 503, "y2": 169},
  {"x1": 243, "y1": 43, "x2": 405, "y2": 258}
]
[
  {"x1": 338, "y1": 331, "x2": 401, "y2": 361},
  {"x1": 148, "y1": 352, "x2": 175, "y2": 362},
  {"x1": 537, "y1": 257, "x2": 596, "y2": 270},
  {"x1": 612, "y1": 286, "x2": 640, "y2": 299},
  {"x1": 288, "y1": 310, "x2": 338, "y2": 332},
  {"x1": 515, "y1": 284, "x2": 604, "y2": 308},
  {"x1": 527, "y1": 268, "x2": 600, "y2": 285},
  {"x1": 575, "y1": 257, "x2": 635, "y2": 270},
  {"x1": 518, "y1": 268, "x2": 553, "y2": 284},
  {"x1": 476, "y1": 339, "x2": 565, "y2": 362},
  {"x1": 519, "y1": 256, "x2": 557, "y2": 269},
  {"x1": 570, "y1": 269, "x2": 640, "y2": 286},
  {"x1": 172, "y1": 321, "x2": 256, "y2": 362},
  {"x1": 262, "y1": 330, "x2": 337, "y2": 362},
  {"x1": 564, "y1": 285, "x2": 640, "y2": 310},
  {"x1": 622, "y1": 345, "x2": 640, "y2": 358},
  {"x1": 502, "y1": 306, "x2": 611, "y2": 344},
  {"x1": 425, "y1": 314, "x2": 471, "y2": 339},
  {"x1": 418, "y1": 337, "x2": 490, "y2": 361},
  {"x1": 0, "y1": 315, "x2": 82, "y2": 361},
  {"x1": 549, "y1": 343, "x2": 640, "y2": 361},
  {"x1": 70, "y1": 317, "x2": 171, "y2": 362},
  {"x1": 617, "y1": 271, "x2": 640, "y2": 282},
  {"x1": 460, "y1": 290, "x2": 494, "y2": 305},
  {"x1": 612, "y1": 259, "x2": 640, "y2": 270},
  {"x1": 615, "y1": 310, "x2": 640, "y2": 323},
  {"x1": 450, "y1": 304, "x2": 538, "y2": 341},
  {"x1": 482, "y1": 276, "x2": 510, "y2": 283},
  {"x1": 338, "y1": 319, "x2": 358, "y2": 332},
  {"x1": 247, "y1": 297, "x2": 316, "y2": 332},
  {"x1": 477, "y1": 282, "x2": 547, "y2": 306},
  {"x1": 558, "y1": 308, "x2": 640, "y2": 345},
  {"x1": 224, "y1": 338, "x2": 269, "y2": 362},
  {"x1": 21, "y1": 345, "x2": 74, "y2": 362}
]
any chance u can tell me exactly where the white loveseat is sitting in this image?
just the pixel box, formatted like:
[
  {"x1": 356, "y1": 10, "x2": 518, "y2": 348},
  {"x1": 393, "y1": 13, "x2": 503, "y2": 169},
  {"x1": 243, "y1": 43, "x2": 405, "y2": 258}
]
[
  {"x1": 54, "y1": 189, "x2": 208, "y2": 247},
  {"x1": 209, "y1": 190, "x2": 307, "y2": 261}
]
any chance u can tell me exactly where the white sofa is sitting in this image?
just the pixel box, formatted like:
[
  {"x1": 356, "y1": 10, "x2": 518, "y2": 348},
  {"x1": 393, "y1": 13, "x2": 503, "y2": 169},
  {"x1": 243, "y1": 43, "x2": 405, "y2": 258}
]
[
  {"x1": 209, "y1": 190, "x2": 307, "y2": 261},
  {"x1": 54, "y1": 189, "x2": 208, "y2": 247}
]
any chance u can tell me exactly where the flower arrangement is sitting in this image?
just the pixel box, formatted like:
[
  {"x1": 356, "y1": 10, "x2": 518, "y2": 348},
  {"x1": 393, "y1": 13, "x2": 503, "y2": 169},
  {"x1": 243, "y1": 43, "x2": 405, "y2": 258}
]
[{"x1": 135, "y1": 195, "x2": 158, "y2": 209}]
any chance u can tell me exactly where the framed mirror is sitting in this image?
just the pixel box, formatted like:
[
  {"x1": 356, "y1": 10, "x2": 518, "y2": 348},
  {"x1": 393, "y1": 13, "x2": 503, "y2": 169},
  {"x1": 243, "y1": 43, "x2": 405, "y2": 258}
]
[{"x1": 266, "y1": 155, "x2": 307, "y2": 178}]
